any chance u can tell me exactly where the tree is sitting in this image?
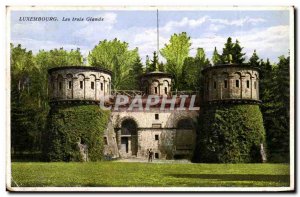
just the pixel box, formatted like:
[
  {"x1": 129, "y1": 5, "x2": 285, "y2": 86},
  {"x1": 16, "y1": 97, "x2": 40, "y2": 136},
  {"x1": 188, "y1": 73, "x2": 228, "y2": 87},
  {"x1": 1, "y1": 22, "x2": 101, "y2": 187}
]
[
  {"x1": 161, "y1": 32, "x2": 191, "y2": 90},
  {"x1": 146, "y1": 51, "x2": 158, "y2": 73},
  {"x1": 232, "y1": 39, "x2": 245, "y2": 64},
  {"x1": 11, "y1": 44, "x2": 85, "y2": 157},
  {"x1": 181, "y1": 57, "x2": 197, "y2": 90},
  {"x1": 181, "y1": 48, "x2": 209, "y2": 91},
  {"x1": 221, "y1": 37, "x2": 234, "y2": 63},
  {"x1": 260, "y1": 56, "x2": 290, "y2": 162},
  {"x1": 158, "y1": 61, "x2": 165, "y2": 72},
  {"x1": 260, "y1": 58, "x2": 272, "y2": 84},
  {"x1": 11, "y1": 44, "x2": 46, "y2": 154},
  {"x1": 249, "y1": 50, "x2": 260, "y2": 68},
  {"x1": 211, "y1": 47, "x2": 221, "y2": 65},
  {"x1": 221, "y1": 37, "x2": 245, "y2": 64},
  {"x1": 88, "y1": 39, "x2": 139, "y2": 89},
  {"x1": 36, "y1": 48, "x2": 83, "y2": 70},
  {"x1": 194, "y1": 48, "x2": 210, "y2": 91},
  {"x1": 128, "y1": 57, "x2": 144, "y2": 90},
  {"x1": 145, "y1": 55, "x2": 150, "y2": 72}
]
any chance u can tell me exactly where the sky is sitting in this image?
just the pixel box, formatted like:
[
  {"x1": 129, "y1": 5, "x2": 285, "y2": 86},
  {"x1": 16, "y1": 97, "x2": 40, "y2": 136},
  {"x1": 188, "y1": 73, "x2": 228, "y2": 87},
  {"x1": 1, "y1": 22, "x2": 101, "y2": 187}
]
[{"x1": 10, "y1": 9, "x2": 291, "y2": 64}]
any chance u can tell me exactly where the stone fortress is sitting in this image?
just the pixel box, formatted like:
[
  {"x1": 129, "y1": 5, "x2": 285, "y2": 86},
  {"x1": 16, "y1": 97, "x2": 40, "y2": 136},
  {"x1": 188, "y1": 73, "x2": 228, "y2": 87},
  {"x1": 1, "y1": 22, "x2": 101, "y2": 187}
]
[
  {"x1": 48, "y1": 63, "x2": 260, "y2": 160},
  {"x1": 48, "y1": 66, "x2": 112, "y2": 103},
  {"x1": 202, "y1": 64, "x2": 260, "y2": 103}
]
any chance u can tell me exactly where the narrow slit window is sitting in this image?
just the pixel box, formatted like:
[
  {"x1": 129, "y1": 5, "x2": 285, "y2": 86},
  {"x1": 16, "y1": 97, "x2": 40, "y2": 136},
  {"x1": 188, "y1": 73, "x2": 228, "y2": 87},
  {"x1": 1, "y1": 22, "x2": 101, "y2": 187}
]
[
  {"x1": 236, "y1": 80, "x2": 239, "y2": 88},
  {"x1": 91, "y1": 81, "x2": 95, "y2": 90},
  {"x1": 164, "y1": 87, "x2": 168, "y2": 94},
  {"x1": 101, "y1": 83, "x2": 103, "y2": 91},
  {"x1": 155, "y1": 87, "x2": 158, "y2": 94},
  {"x1": 224, "y1": 80, "x2": 228, "y2": 88},
  {"x1": 155, "y1": 114, "x2": 159, "y2": 120},
  {"x1": 247, "y1": 80, "x2": 250, "y2": 88},
  {"x1": 104, "y1": 137, "x2": 108, "y2": 145},
  {"x1": 68, "y1": 81, "x2": 72, "y2": 89},
  {"x1": 80, "y1": 81, "x2": 83, "y2": 89},
  {"x1": 155, "y1": 134, "x2": 159, "y2": 141}
]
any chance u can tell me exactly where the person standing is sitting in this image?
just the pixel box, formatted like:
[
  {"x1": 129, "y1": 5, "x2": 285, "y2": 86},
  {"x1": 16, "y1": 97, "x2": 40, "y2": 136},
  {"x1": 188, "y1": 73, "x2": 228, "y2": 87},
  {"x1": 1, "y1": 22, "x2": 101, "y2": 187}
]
[{"x1": 148, "y1": 149, "x2": 153, "y2": 162}]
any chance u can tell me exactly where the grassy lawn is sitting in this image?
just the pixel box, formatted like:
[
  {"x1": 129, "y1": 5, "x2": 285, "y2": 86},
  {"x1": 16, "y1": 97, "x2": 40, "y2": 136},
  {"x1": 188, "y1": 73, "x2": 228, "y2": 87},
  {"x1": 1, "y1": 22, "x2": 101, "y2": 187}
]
[{"x1": 11, "y1": 162, "x2": 290, "y2": 187}]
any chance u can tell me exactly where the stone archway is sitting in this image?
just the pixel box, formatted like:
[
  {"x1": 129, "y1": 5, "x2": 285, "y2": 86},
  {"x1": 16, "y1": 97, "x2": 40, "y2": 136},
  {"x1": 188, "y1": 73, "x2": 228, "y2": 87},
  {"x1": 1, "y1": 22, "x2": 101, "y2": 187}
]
[
  {"x1": 118, "y1": 118, "x2": 138, "y2": 157},
  {"x1": 174, "y1": 118, "x2": 196, "y2": 159}
]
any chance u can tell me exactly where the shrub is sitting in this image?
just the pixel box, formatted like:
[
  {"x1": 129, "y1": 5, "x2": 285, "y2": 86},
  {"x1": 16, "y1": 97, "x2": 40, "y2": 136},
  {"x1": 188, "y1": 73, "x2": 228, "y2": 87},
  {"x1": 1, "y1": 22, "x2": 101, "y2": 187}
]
[
  {"x1": 194, "y1": 104, "x2": 266, "y2": 163},
  {"x1": 42, "y1": 104, "x2": 110, "y2": 161}
]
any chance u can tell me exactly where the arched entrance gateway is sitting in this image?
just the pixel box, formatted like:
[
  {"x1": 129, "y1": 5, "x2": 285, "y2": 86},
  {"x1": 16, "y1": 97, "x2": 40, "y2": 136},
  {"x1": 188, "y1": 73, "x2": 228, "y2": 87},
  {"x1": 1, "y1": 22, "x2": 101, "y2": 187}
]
[
  {"x1": 174, "y1": 118, "x2": 196, "y2": 159},
  {"x1": 117, "y1": 119, "x2": 138, "y2": 158}
]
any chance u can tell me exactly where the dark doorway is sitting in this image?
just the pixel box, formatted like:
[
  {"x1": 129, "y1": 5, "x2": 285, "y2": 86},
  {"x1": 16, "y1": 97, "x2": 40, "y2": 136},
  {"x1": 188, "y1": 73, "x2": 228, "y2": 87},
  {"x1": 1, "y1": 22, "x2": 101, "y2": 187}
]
[
  {"x1": 121, "y1": 137, "x2": 129, "y2": 153},
  {"x1": 121, "y1": 119, "x2": 138, "y2": 156}
]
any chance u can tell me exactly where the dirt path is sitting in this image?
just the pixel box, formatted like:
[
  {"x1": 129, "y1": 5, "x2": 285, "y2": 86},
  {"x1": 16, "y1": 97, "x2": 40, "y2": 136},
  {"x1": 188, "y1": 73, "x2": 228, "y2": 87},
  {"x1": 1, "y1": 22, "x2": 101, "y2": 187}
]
[{"x1": 113, "y1": 157, "x2": 192, "y2": 164}]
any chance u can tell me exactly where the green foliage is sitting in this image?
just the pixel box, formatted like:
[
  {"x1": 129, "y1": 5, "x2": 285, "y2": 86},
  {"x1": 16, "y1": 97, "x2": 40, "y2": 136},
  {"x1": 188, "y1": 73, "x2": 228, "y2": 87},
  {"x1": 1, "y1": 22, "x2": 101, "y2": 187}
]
[
  {"x1": 232, "y1": 39, "x2": 246, "y2": 64},
  {"x1": 146, "y1": 51, "x2": 158, "y2": 72},
  {"x1": 35, "y1": 48, "x2": 83, "y2": 70},
  {"x1": 221, "y1": 37, "x2": 234, "y2": 63},
  {"x1": 221, "y1": 37, "x2": 245, "y2": 64},
  {"x1": 11, "y1": 44, "x2": 48, "y2": 154},
  {"x1": 211, "y1": 47, "x2": 221, "y2": 65},
  {"x1": 181, "y1": 48, "x2": 209, "y2": 91},
  {"x1": 181, "y1": 57, "x2": 198, "y2": 90},
  {"x1": 249, "y1": 50, "x2": 260, "y2": 68},
  {"x1": 260, "y1": 56, "x2": 290, "y2": 162},
  {"x1": 11, "y1": 44, "x2": 84, "y2": 155},
  {"x1": 158, "y1": 62, "x2": 165, "y2": 72},
  {"x1": 145, "y1": 55, "x2": 151, "y2": 71},
  {"x1": 12, "y1": 162, "x2": 290, "y2": 187},
  {"x1": 42, "y1": 105, "x2": 110, "y2": 162},
  {"x1": 11, "y1": 35, "x2": 290, "y2": 165},
  {"x1": 127, "y1": 57, "x2": 144, "y2": 90},
  {"x1": 88, "y1": 38, "x2": 140, "y2": 89},
  {"x1": 35, "y1": 47, "x2": 84, "y2": 111},
  {"x1": 161, "y1": 32, "x2": 191, "y2": 89},
  {"x1": 195, "y1": 104, "x2": 266, "y2": 163}
]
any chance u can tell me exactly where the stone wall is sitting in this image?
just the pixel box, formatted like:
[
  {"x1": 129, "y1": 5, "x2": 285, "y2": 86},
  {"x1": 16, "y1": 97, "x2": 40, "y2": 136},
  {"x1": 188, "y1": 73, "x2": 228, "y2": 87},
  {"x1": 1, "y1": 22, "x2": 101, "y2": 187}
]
[
  {"x1": 103, "y1": 116, "x2": 119, "y2": 159},
  {"x1": 48, "y1": 66, "x2": 112, "y2": 101},
  {"x1": 202, "y1": 65, "x2": 260, "y2": 102},
  {"x1": 111, "y1": 109, "x2": 198, "y2": 159}
]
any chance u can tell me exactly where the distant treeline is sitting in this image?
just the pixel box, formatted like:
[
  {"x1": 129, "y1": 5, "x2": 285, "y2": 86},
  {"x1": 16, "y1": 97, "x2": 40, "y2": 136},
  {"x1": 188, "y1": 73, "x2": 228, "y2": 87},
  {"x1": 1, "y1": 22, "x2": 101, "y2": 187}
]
[{"x1": 10, "y1": 32, "x2": 290, "y2": 162}]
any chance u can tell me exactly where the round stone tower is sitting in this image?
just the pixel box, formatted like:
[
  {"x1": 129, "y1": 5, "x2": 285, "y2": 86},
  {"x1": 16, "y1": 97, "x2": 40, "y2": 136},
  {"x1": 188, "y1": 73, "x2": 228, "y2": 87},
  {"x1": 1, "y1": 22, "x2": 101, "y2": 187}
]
[
  {"x1": 140, "y1": 71, "x2": 172, "y2": 96},
  {"x1": 202, "y1": 63, "x2": 260, "y2": 103},
  {"x1": 44, "y1": 66, "x2": 116, "y2": 162},
  {"x1": 195, "y1": 63, "x2": 266, "y2": 163},
  {"x1": 48, "y1": 66, "x2": 112, "y2": 104}
]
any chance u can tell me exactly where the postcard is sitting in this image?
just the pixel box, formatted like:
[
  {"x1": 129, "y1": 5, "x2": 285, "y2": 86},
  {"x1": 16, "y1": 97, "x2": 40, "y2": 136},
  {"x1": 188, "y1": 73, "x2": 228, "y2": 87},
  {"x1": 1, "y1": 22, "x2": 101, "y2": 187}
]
[{"x1": 6, "y1": 6, "x2": 295, "y2": 192}]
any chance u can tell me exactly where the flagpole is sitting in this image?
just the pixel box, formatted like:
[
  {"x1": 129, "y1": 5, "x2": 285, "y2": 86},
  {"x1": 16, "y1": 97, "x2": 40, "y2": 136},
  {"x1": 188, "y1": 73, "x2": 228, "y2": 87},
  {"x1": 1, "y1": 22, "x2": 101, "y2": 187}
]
[{"x1": 156, "y1": 9, "x2": 159, "y2": 70}]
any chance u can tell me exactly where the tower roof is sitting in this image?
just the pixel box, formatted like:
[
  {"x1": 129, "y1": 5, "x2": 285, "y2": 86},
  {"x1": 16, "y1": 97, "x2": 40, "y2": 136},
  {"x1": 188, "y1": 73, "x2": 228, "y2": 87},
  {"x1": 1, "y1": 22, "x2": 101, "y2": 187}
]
[
  {"x1": 48, "y1": 66, "x2": 113, "y2": 75},
  {"x1": 201, "y1": 63, "x2": 260, "y2": 74}
]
